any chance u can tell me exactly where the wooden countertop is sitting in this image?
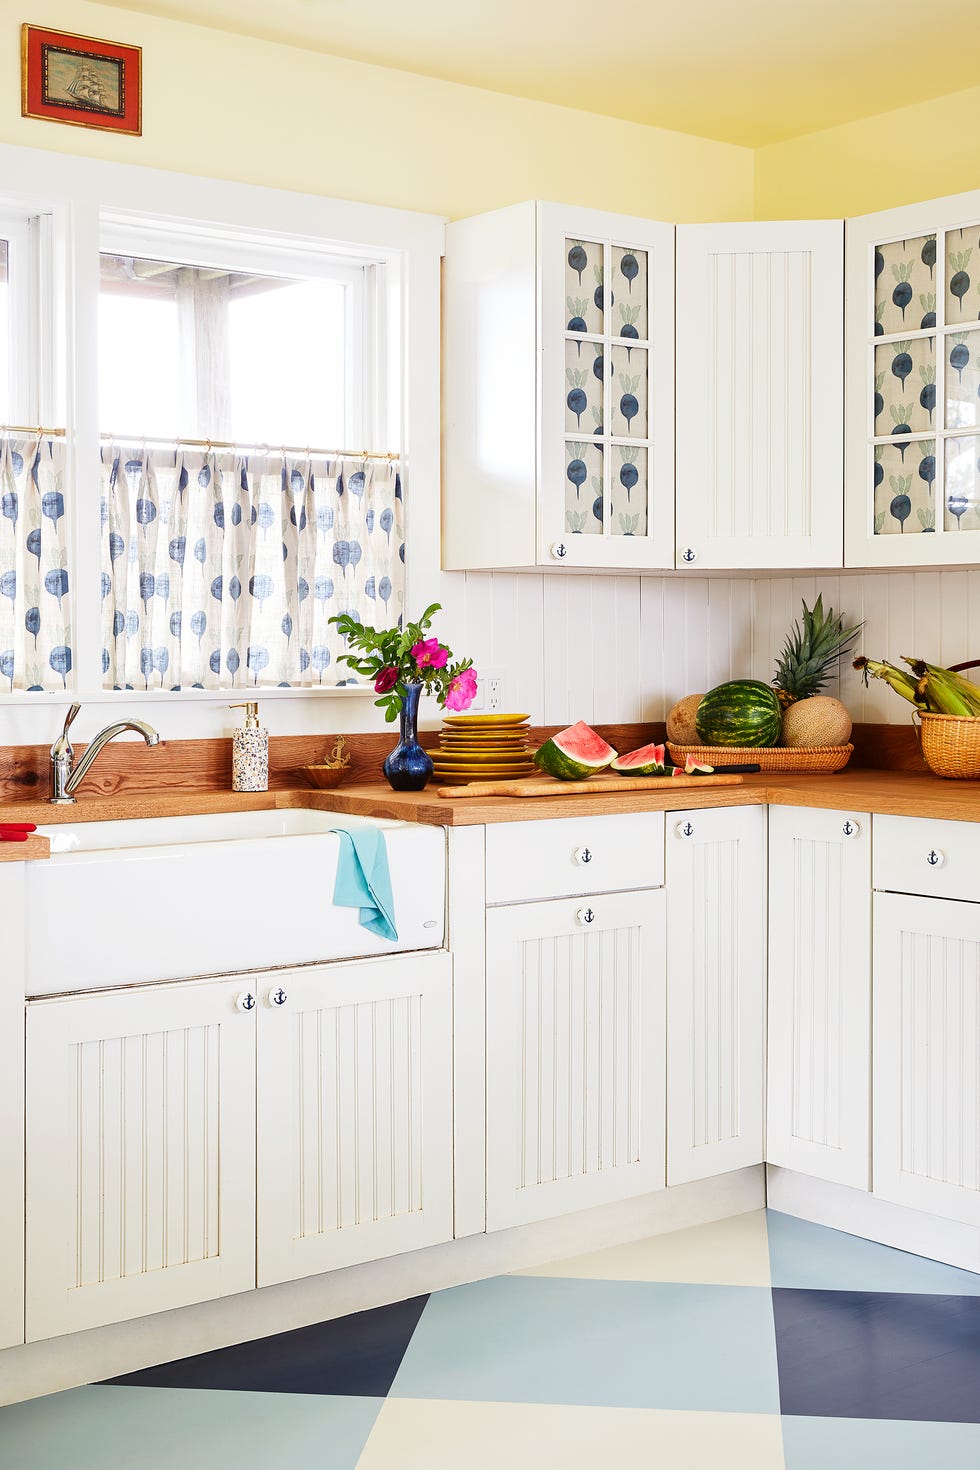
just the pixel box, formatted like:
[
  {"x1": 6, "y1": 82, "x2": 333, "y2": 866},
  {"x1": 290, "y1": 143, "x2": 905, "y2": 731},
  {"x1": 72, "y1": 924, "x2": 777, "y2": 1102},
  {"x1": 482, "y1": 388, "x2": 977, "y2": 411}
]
[{"x1": 3, "y1": 769, "x2": 980, "y2": 848}]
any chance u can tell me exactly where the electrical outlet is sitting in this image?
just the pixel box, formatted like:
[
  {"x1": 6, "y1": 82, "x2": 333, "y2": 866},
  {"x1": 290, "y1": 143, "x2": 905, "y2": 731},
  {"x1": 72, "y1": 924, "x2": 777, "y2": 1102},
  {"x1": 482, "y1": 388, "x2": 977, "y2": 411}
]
[{"x1": 485, "y1": 675, "x2": 502, "y2": 711}]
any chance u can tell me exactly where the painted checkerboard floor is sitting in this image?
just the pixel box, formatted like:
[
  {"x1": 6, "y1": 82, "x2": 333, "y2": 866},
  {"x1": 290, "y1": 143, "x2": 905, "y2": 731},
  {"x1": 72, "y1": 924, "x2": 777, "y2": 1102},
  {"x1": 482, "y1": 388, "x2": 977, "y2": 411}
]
[{"x1": 4, "y1": 1210, "x2": 980, "y2": 1468}]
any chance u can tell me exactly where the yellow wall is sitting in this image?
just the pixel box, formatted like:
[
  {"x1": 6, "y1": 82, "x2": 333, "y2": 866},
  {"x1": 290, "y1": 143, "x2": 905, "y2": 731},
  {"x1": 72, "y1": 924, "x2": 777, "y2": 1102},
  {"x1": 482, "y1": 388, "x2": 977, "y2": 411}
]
[
  {"x1": 3, "y1": 2, "x2": 753, "y2": 223},
  {"x1": 755, "y1": 84, "x2": 980, "y2": 220}
]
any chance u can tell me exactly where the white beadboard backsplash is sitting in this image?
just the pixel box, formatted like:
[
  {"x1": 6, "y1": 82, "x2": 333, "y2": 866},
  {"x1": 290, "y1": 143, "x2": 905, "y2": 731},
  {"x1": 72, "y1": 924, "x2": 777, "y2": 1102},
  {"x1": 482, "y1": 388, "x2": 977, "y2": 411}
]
[{"x1": 444, "y1": 569, "x2": 980, "y2": 728}]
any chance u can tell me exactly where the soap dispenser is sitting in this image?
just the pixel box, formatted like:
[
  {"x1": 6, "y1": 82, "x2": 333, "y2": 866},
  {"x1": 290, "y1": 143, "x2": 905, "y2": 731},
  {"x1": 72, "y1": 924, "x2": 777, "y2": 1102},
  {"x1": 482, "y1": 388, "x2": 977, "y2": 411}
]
[{"x1": 230, "y1": 702, "x2": 269, "y2": 792}]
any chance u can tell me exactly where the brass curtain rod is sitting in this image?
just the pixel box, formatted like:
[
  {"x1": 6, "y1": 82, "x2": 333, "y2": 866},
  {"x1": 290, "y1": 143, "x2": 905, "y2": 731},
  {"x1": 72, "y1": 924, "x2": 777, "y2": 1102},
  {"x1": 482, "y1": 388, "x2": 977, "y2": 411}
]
[
  {"x1": 0, "y1": 424, "x2": 399, "y2": 462},
  {"x1": 104, "y1": 432, "x2": 399, "y2": 462}
]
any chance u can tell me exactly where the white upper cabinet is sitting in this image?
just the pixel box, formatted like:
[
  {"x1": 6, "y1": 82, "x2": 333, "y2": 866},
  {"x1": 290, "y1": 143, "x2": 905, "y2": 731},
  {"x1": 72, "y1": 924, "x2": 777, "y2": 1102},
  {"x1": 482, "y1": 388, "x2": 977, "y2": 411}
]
[
  {"x1": 675, "y1": 221, "x2": 844, "y2": 570},
  {"x1": 845, "y1": 189, "x2": 980, "y2": 566},
  {"x1": 443, "y1": 201, "x2": 676, "y2": 571}
]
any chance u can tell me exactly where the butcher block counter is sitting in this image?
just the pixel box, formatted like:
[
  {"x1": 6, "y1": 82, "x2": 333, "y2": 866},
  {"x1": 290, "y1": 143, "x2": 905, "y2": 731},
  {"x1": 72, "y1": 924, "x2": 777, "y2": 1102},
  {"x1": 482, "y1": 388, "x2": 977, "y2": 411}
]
[{"x1": 2, "y1": 769, "x2": 980, "y2": 842}]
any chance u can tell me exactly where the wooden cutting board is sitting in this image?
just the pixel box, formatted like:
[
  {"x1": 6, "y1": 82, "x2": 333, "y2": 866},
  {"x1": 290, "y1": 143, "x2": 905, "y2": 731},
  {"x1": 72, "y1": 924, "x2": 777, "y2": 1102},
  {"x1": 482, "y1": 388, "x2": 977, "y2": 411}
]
[{"x1": 436, "y1": 773, "x2": 745, "y2": 799}]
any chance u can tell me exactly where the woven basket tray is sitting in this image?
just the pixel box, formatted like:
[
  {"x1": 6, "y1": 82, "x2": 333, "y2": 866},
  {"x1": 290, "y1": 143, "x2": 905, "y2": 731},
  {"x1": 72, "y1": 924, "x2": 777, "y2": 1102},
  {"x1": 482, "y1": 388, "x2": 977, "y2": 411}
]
[
  {"x1": 915, "y1": 713, "x2": 980, "y2": 779},
  {"x1": 667, "y1": 742, "x2": 854, "y2": 774}
]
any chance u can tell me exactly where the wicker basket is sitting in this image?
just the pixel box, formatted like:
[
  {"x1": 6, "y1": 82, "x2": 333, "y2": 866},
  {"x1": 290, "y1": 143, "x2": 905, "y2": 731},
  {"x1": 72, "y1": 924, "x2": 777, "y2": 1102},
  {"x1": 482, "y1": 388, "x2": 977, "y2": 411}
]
[
  {"x1": 915, "y1": 713, "x2": 980, "y2": 779},
  {"x1": 667, "y1": 742, "x2": 854, "y2": 774}
]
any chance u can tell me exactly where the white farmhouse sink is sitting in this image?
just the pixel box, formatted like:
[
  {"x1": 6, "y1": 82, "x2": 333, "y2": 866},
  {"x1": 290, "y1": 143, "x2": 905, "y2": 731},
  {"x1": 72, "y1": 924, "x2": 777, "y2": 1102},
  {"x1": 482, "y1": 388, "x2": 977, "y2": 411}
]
[{"x1": 26, "y1": 810, "x2": 446, "y2": 995}]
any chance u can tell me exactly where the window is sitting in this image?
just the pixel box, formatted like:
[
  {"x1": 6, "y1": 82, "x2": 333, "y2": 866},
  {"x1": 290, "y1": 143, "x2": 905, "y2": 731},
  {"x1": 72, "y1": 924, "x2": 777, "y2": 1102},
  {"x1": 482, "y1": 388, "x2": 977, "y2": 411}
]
[
  {"x1": 98, "y1": 251, "x2": 354, "y2": 446},
  {"x1": 0, "y1": 152, "x2": 440, "y2": 703},
  {"x1": 96, "y1": 226, "x2": 402, "y2": 692}
]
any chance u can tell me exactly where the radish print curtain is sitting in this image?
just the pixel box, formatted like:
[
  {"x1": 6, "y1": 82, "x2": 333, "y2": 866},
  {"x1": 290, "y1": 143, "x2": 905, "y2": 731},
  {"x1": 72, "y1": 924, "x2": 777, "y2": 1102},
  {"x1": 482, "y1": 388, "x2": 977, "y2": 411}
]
[
  {"x1": 0, "y1": 433, "x2": 72, "y2": 691},
  {"x1": 100, "y1": 444, "x2": 404, "y2": 690}
]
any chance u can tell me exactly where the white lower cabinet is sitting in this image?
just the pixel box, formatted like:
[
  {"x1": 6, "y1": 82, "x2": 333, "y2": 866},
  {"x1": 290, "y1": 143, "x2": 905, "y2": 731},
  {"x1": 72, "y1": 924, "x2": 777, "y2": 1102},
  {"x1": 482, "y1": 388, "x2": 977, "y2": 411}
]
[
  {"x1": 666, "y1": 806, "x2": 766, "y2": 1184},
  {"x1": 767, "y1": 806, "x2": 871, "y2": 1189},
  {"x1": 485, "y1": 890, "x2": 667, "y2": 1230},
  {"x1": 257, "y1": 954, "x2": 454, "y2": 1286},
  {"x1": 25, "y1": 953, "x2": 454, "y2": 1342},
  {"x1": 25, "y1": 976, "x2": 256, "y2": 1343},
  {"x1": 873, "y1": 891, "x2": 980, "y2": 1227}
]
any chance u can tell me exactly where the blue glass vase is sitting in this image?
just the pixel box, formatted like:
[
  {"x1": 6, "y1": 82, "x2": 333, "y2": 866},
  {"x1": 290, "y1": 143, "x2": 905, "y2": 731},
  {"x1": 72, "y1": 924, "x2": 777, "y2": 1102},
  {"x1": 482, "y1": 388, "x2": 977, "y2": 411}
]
[{"x1": 383, "y1": 682, "x2": 433, "y2": 791}]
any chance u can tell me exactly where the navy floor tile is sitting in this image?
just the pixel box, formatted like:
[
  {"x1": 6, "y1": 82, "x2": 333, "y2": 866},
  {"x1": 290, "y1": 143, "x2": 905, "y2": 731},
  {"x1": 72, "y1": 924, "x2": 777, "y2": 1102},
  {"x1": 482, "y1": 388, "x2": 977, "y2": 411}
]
[
  {"x1": 102, "y1": 1294, "x2": 429, "y2": 1398},
  {"x1": 773, "y1": 1288, "x2": 980, "y2": 1424}
]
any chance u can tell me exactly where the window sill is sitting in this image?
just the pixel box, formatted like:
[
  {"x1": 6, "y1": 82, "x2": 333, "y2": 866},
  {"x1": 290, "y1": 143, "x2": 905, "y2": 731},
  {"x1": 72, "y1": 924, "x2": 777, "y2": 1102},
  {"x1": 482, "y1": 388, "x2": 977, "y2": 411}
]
[{"x1": 0, "y1": 685, "x2": 378, "y2": 706}]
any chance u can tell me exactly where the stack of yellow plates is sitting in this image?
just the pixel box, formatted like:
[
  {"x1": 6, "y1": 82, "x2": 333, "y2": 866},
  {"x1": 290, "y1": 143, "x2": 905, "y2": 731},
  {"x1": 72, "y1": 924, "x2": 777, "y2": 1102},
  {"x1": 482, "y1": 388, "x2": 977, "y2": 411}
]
[{"x1": 432, "y1": 712, "x2": 534, "y2": 783}]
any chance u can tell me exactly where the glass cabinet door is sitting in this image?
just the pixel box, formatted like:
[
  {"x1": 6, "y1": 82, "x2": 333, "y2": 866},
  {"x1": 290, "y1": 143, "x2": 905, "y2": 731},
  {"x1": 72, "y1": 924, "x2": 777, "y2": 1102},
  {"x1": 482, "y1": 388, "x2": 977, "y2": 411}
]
[
  {"x1": 847, "y1": 195, "x2": 980, "y2": 566},
  {"x1": 539, "y1": 204, "x2": 674, "y2": 570}
]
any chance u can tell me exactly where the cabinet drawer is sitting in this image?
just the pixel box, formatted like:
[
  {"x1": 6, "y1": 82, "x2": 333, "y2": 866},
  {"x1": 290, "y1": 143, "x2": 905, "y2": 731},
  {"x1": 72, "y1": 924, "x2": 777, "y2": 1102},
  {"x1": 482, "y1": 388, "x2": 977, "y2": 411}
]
[
  {"x1": 873, "y1": 815, "x2": 980, "y2": 903},
  {"x1": 485, "y1": 812, "x2": 664, "y2": 904}
]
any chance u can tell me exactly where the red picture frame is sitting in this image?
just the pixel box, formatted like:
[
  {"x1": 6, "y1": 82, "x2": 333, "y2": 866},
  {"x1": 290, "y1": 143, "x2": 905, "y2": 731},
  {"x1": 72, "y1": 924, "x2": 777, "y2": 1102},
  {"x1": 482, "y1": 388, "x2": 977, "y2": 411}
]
[{"x1": 21, "y1": 25, "x2": 141, "y2": 136}]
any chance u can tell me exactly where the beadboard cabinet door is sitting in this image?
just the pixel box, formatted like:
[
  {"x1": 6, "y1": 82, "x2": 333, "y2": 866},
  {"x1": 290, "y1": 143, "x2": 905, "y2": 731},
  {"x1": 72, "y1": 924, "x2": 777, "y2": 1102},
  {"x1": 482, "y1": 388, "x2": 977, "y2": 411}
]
[
  {"x1": 767, "y1": 806, "x2": 871, "y2": 1190},
  {"x1": 874, "y1": 892, "x2": 980, "y2": 1226},
  {"x1": 485, "y1": 890, "x2": 667, "y2": 1230},
  {"x1": 666, "y1": 805, "x2": 766, "y2": 1184},
  {"x1": 25, "y1": 977, "x2": 256, "y2": 1343},
  {"x1": 257, "y1": 954, "x2": 454, "y2": 1286},
  {"x1": 675, "y1": 220, "x2": 844, "y2": 570}
]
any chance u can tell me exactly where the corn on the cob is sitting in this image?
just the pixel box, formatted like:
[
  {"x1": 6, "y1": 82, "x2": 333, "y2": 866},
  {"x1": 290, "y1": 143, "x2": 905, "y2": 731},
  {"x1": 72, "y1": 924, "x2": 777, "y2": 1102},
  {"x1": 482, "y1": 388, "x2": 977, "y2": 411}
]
[
  {"x1": 853, "y1": 656, "x2": 925, "y2": 706},
  {"x1": 902, "y1": 658, "x2": 980, "y2": 714}
]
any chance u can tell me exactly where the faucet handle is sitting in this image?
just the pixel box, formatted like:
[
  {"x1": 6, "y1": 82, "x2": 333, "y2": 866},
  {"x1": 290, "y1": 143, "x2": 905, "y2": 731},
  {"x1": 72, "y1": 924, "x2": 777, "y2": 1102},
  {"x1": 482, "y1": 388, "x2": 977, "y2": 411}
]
[{"x1": 61, "y1": 703, "x2": 81, "y2": 739}]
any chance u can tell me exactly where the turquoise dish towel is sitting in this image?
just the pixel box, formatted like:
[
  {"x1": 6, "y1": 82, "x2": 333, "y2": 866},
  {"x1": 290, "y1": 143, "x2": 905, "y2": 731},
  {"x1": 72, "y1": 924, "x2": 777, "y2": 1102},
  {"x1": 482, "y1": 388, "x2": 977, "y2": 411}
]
[{"x1": 331, "y1": 827, "x2": 398, "y2": 943}]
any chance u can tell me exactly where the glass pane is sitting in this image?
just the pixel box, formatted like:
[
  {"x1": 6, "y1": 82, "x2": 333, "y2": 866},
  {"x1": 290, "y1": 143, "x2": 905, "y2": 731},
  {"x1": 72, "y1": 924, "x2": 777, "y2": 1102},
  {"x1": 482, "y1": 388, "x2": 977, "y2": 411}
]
[
  {"x1": 946, "y1": 330, "x2": 980, "y2": 429},
  {"x1": 946, "y1": 435, "x2": 980, "y2": 532},
  {"x1": 99, "y1": 252, "x2": 347, "y2": 445},
  {"x1": 945, "y1": 226, "x2": 980, "y2": 325},
  {"x1": 610, "y1": 445, "x2": 647, "y2": 536},
  {"x1": 874, "y1": 235, "x2": 936, "y2": 335},
  {"x1": 609, "y1": 345, "x2": 647, "y2": 437},
  {"x1": 874, "y1": 338, "x2": 935, "y2": 434},
  {"x1": 873, "y1": 438, "x2": 937, "y2": 535},
  {"x1": 611, "y1": 245, "x2": 648, "y2": 340},
  {"x1": 564, "y1": 238, "x2": 603, "y2": 334},
  {"x1": 564, "y1": 439, "x2": 603, "y2": 535},
  {"x1": 0, "y1": 240, "x2": 9, "y2": 423},
  {"x1": 565, "y1": 338, "x2": 604, "y2": 433}
]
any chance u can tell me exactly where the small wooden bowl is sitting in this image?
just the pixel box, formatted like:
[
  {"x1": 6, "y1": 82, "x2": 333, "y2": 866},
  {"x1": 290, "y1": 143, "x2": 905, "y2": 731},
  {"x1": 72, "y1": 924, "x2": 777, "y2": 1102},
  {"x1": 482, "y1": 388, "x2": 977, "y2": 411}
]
[{"x1": 300, "y1": 764, "x2": 349, "y2": 790}]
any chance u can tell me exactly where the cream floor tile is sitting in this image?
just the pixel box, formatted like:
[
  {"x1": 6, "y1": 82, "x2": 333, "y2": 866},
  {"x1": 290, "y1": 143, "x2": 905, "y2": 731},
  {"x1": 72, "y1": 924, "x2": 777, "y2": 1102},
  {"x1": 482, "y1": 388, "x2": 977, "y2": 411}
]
[
  {"x1": 512, "y1": 1208, "x2": 771, "y2": 1286},
  {"x1": 356, "y1": 1399, "x2": 785, "y2": 1470}
]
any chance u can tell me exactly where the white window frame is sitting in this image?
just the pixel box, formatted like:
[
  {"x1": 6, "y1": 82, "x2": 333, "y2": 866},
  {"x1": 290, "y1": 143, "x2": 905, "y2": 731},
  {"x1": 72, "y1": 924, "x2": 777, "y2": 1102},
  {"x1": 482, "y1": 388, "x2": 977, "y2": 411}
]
[
  {"x1": 0, "y1": 205, "x2": 53, "y2": 426},
  {"x1": 0, "y1": 144, "x2": 445, "y2": 709}
]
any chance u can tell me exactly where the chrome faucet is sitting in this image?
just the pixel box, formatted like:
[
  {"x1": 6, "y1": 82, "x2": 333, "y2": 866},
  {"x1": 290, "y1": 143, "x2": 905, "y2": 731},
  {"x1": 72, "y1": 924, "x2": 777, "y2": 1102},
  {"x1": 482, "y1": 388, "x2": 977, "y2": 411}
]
[{"x1": 50, "y1": 703, "x2": 161, "y2": 804}]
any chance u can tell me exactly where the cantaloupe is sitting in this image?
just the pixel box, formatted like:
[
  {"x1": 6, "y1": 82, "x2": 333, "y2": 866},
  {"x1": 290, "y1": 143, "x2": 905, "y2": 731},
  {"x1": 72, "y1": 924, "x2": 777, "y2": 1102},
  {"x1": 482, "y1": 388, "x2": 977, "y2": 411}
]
[
  {"x1": 780, "y1": 695, "x2": 852, "y2": 747},
  {"x1": 666, "y1": 694, "x2": 703, "y2": 745}
]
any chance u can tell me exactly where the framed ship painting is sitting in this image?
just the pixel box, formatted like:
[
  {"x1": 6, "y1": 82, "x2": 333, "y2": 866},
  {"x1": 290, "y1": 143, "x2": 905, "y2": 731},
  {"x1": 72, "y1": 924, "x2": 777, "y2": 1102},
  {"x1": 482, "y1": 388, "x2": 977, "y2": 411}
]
[{"x1": 21, "y1": 26, "x2": 142, "y2": 136}]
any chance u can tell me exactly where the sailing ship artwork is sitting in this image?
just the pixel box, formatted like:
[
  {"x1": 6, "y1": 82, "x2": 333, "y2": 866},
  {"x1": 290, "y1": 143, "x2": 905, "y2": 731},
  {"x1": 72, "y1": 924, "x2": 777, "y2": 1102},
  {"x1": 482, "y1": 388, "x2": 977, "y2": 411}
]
[
  {"x1": 42, "y1": 48, "x2": 123, "y2": 116},
  {"x1": 21, "y1": 26, "x2": 142, "y2": 136}
]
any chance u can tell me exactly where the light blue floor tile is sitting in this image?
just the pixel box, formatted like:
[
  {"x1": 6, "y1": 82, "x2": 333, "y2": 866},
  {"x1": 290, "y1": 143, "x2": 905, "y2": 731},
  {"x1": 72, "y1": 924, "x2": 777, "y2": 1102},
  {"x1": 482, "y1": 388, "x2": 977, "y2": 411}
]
[
  {"x1": 391, "y1": 1273, "x2": 780, "y2": 1414},
  {"x1": 0, "y1": 1384, "x2": 382, "y2": 1470},
  {"x1": 767, "y1": 1210, "x2": 980, "y2": 1296},
  {"x1": 782, "y1": 1414, "x2": 980, "y2": 1469}
]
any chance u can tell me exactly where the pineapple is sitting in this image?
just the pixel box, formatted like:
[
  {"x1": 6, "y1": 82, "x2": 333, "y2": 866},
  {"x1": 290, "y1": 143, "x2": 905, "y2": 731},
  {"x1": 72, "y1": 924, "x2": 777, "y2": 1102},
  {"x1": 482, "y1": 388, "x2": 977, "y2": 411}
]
[{"x1": 773, "y1": 596, "x2": 863, "y2": 709}]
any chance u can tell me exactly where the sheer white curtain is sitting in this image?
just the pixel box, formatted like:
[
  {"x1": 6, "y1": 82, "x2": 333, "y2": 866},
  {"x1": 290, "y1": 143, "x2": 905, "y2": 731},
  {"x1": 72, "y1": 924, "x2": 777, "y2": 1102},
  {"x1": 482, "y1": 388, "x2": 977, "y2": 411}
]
[
  {"x1": 0, "y1": 432, "x2": 72, "y2": 691},
  {"x1": 101, "y1": 443, "x2": 404, "y2": 690}
]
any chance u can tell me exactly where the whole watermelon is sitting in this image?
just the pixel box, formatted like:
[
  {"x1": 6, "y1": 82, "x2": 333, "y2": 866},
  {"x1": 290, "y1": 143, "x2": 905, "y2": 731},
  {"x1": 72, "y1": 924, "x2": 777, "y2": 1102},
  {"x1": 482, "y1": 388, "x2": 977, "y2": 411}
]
[{"x1": 695, "y1": 680, "x2": 782, "y2": 747}]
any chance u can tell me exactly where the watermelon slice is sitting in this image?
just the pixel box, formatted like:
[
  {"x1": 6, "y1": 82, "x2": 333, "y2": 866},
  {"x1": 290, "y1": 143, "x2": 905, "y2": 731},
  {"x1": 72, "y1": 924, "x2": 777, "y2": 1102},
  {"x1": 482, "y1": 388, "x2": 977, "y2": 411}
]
[
  {"x1": 533, "y1": 721, "x2": 617, "y2": 780},
  {"x1": 672, "y1": 753, "x2": 715, "y2": 776},
  {"x1": 610, "y1": 742, "x2": 667, "y2": 776}
]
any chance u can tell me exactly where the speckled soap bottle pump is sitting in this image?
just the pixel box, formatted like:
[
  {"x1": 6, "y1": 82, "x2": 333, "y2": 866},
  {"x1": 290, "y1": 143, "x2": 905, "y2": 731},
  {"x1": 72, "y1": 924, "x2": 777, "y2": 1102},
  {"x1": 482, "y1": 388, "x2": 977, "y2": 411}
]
[{"x1": 231, "y1": 701, "x2": 269, "y2": 792}]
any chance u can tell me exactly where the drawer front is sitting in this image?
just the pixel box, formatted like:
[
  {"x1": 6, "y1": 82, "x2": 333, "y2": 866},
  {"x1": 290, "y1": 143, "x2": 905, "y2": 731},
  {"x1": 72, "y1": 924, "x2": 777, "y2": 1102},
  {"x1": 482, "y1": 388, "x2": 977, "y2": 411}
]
[
  {"x1": 485, "y1": 812, "x2": 665, "y2": 904},
  {"x1": 874, "y1": 814, "x2": 980, "y2": 903}
]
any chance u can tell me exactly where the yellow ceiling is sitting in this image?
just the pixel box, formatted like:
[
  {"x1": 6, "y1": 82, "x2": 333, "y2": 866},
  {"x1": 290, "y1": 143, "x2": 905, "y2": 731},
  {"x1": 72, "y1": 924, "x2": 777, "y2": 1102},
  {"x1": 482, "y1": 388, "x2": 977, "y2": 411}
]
[{"x1": 97, "y1": 0, "x2": 975, "y2": 147}]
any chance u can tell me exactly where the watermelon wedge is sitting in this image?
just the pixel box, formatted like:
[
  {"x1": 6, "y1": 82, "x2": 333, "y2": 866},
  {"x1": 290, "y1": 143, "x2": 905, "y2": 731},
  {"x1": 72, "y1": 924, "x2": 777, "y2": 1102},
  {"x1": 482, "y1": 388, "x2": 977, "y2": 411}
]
[
  {"x1": 610, "y1": 742, "x2": 667, "y2": 776},
  {"x1": 533, "y1": 721, "x2": 617, "y2": 780},
  {"x1": 671, "y1": 756, "x2": 715, "y2": 777}
]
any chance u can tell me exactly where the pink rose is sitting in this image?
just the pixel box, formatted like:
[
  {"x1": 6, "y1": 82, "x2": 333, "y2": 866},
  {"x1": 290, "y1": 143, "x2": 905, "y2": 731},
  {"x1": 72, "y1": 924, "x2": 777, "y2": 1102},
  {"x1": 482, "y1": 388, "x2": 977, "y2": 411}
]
[
  {"x1": 444, "y1": 668, "x2": 478, "y2": 712},
  {"x1": 411, "y1": 638, "x2": 449, "y2": 670},
  {"x1": 374, "y1": 666, "x2": 399, "y2": 693}
]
